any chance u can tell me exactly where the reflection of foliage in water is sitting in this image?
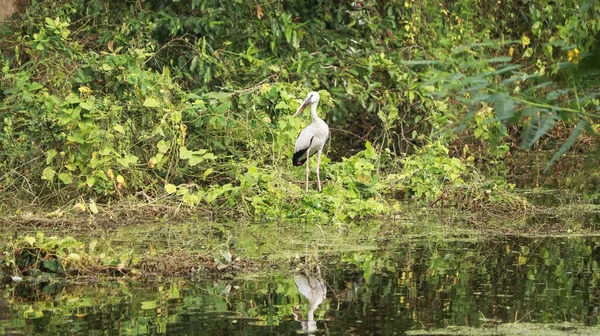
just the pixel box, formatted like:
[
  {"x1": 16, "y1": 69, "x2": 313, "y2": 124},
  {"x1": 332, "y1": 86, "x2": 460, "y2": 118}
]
[{"x1": 1, "y1": 236, "x2": 600, "y2": 334}]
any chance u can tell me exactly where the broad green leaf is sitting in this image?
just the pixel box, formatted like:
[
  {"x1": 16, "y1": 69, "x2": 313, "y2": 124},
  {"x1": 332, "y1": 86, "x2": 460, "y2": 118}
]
[
  {"x1": 182, "y1": 192, "x2": 200, "y2": 205},
  {"x1": 58, "y1": 173, "x2": 72, "y2": 185},
  {"x1": 141, "y1": 301, "x2": 158, "y2": 310},
  {"x1": 79, "y1": 100, "x2": 95, "y2": 110},
  {"x1": 46, "y1": 149, "x2": 57, "y2": 164},
  {"x1": 179, "y1": 146, "x2": 191, "y2": 160},
  {"x1": 188, "y1": 154, "x2": 204, "y2": 166},
  {"x1": 65, "y1": 93, "x2": 80, "y2": 104},
  {"x1": 165, "y1": 184, "x2": 177, "y2": 194},
  {"x1": 67, "y1": 133, "x2": 85, "y2": 144},
  {"x1": 117, "y1": 154, "x2": 139, "y2": 168},
  {"x1": 86, "y1": 176, "x2": 96, "y2": 187},
  {"x1": 143, "y1": 97, "x2": 161, "y2": 107},
  {"x1": 157, "y1": 140, "x2": 170, "y2": 154},
  {"x1": 41, "y1": 167, "x2": 56, "y2": 181},
  {"x1": 171, "y1": 111, "x2": 182, "y2": 123},
  {"x1": 42, "y1": 259, "x2": 61, "y2": 273},
  {"x1": 113, "y1": 124, "x2": 125, "y2": 134},
  {"x1": 275, "y1": 101, "x2": 289, "y2": 110},
  {"x1": 28, "y1": 82, "x2": 43, "y2": 91}
]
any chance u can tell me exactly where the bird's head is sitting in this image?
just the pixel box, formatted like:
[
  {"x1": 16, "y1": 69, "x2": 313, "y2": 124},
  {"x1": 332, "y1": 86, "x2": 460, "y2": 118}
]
[{"x1": 294, "y1": 91, "x2": 320, "y2": 117}]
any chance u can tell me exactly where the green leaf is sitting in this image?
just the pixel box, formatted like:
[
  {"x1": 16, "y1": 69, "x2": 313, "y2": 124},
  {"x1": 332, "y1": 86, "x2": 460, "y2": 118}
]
[
  {"x1": 157, "y1": 140, "x2": 170, "y2": 154},
  {"x1": 28, "y1": 82, "x2": 43, "y2": 91},
  {"x1": 171, "y1": 111, "x2": 182, "y2": 123},
  {"x1": 42, "y1": 259, "x2": 61, "y2": 273},
  {"x1": 65, "y1": 94, "x2": 80, "y2": 104},
  {"x1": 117, "y1": 154, "x2": 139, "y2": 168},
  {"x1": 143, "y1": 97, "x2": 161, "y2": 107},
  {"x1": 67, "y1": 133, "x2": 85, "y2": 144},
  {"x1": 188, "y1": 154, "x2": 204, "y2": 166},
  {"x1": 24, "y1": 236, "x2": 36, "y2": 246},
  {"x1": 179, "y1": 146, "x2": 192, "y2": 160},
  {"x1": 58, "y1": 173, "x2": 72, "y2": 185},
  {"x1": 190, "y1": 55, "x2": 199, "y2": 72},
  {"x1": 79, "y1": 100, "x2": 95, "y2": 110},
  {"x1": 113, "y1": 124, "x2": 125, "y2": 134},
  {"x1": 275, "y1": 101, "x2": 289, "y2": 110},
  {"x1": 41, "y1": 167, "x2": 56, "y2": 181},
  {"x1": 46, "y1": 149, "x2": 57, "y2": 165},
  {"x1": 165, "y1": 184, "x2": 177, "y2": 194},
  {"x1": 141, "y1": 301, "x2": 158, "y2": 310},
  {"x1": 203, "y1": 168, "x2": 214, "y2": 180}
]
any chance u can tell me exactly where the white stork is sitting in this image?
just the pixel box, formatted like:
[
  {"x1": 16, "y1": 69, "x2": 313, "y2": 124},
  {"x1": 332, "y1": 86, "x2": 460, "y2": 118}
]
[{"x1": 292, "y1": 91, "x2": 329, "y2": 192}]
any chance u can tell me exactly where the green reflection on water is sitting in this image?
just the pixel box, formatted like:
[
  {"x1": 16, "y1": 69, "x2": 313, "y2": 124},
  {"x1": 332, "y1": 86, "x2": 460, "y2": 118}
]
[{"x1": 1, "y1": 235, "x2": 600, "y2": 335}]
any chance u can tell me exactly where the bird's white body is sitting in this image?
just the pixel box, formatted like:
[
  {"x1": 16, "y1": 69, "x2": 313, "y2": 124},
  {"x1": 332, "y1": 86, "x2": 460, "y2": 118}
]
[
  {"x1": 293, "y1": 119, "x2": 329, "y2": 165},
  {"x1": 292, "y1": 91, "x2": 329, "y2": 192}
]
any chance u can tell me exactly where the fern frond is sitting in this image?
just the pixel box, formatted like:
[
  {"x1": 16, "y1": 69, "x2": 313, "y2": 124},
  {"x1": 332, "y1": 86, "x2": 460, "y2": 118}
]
[{"x1": 543, "y1": 119, "x2": 587, "y2": 173}]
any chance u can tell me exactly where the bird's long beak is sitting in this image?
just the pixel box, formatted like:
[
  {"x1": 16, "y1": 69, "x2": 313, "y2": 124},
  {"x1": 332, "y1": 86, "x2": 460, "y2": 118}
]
[{"x1": 294, "y1": 97, "x2": 311, "y2": 117}]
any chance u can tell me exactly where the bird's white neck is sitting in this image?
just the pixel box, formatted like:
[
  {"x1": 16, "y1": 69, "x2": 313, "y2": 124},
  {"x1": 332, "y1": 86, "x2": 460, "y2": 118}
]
[{"x1": 310, "y1": 103, "x2": 321, "y2": 123}]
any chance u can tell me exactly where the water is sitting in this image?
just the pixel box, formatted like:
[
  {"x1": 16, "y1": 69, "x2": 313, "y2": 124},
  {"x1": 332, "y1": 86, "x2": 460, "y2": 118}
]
[{"x1": 2, "y1": 234, "x2": 600, "y2": 335}]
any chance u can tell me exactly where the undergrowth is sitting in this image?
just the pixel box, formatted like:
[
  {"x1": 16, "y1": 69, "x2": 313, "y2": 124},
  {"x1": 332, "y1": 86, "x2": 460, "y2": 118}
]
[{"x1": 1, "y1": 0, "x2": 599, "y2": 222}]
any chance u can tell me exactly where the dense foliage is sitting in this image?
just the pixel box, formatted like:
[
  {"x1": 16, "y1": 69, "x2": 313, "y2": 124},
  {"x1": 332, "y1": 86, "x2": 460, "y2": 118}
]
[{"x1": 1, "y1": 0, "x2": 599, "y2": 220}]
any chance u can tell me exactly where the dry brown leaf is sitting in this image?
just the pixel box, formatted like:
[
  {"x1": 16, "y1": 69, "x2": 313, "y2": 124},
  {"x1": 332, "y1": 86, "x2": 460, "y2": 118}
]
[{"x1": 256, "y1": 4, "x2": 263, "y2": 19}]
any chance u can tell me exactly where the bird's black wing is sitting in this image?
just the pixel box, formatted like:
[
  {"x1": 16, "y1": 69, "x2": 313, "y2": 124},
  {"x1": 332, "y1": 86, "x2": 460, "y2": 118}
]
[{"x1": 292, "y1": 136, "x2": 314, "y2": 166}]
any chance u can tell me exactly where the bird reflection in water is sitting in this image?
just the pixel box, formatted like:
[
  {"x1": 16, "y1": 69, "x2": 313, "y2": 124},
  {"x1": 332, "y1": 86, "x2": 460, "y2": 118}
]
[{"x1": 292, "y1": 266, "x2": 327, "y2": 334}]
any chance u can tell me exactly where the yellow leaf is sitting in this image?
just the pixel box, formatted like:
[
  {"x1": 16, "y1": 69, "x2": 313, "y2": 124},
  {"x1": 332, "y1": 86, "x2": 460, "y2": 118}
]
[
  {"x1": 165, "y1": 183, "x2": 177, "y2": 194},
  {"x1": 116, "y1": 175, "x2": 125, "y2": 184},
  {"x1": 89, "y1": 239, "x2": 97, "y2": 253},
  {"x1": 521, "y1": 34, "x2": 530, "y2": 47},
  {"x1": 509, "y1": 46, "x2": 514, "y2": 57},
  {"x1": 107, "y1": 41, "x2": 114, "y2": 52},
  {"x1": 68, "y1": 253, "x2": 81, "y2": 261},
  {"x1": 78, "y1": 86, "x2": 92, "y2": 94},
  {"x1": 107, "y1": 169, "x2": 114, "y2": 179},
  {"x1": 88, "y1": 199, "x2": 99, "y2": 214},
  {"x1": 24, "y1": 236, "x2": 36, "y2": 246},
  {"x1": 74, "y1": 202, "x2": 86, "y2": 212}
]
